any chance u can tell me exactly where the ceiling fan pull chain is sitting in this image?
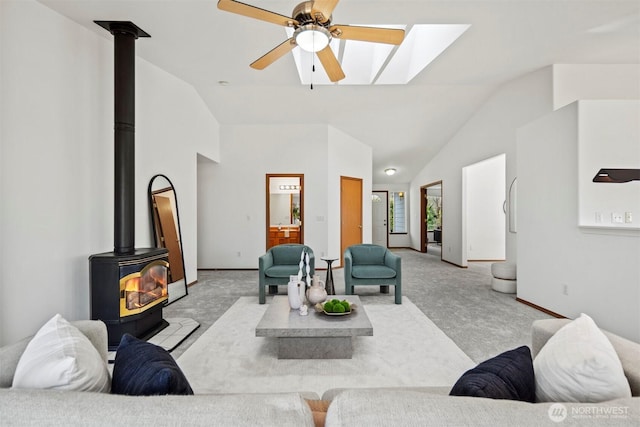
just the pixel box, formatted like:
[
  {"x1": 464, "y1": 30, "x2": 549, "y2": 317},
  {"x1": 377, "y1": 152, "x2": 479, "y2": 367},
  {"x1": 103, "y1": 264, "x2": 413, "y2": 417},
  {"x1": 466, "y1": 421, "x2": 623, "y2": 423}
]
[{"x1": 310, "y1": 53, "x2": 315, "y2": 90}]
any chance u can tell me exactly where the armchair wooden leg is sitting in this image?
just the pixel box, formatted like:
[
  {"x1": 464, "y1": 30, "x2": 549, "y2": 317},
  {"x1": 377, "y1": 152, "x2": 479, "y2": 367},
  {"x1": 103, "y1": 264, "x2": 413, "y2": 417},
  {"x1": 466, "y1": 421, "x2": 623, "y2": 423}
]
[{"x1": 259, "y1": 284, "x2": 266, "y2": 304}]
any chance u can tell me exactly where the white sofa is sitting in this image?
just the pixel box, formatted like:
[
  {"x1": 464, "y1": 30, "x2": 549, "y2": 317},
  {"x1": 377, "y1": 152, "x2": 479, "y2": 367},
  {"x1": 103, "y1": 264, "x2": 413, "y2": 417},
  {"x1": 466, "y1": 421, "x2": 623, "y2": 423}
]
[
  {"x1": 322, "y1": 318, "x2": 639, "y2": 426},
  {"x1": 0, "y1": 320, "x2": 317, "y2": 426},
  {"x1": 1, "y1": 319, "x2": 638, "y2": 426}
]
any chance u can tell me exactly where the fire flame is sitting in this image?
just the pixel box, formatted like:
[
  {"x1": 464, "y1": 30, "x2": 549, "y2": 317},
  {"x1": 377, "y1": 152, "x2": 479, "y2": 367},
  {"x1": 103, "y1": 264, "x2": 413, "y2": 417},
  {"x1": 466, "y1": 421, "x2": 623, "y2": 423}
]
[{"x1": 122, "y1": 263, "x2": 168, "y2": 310}]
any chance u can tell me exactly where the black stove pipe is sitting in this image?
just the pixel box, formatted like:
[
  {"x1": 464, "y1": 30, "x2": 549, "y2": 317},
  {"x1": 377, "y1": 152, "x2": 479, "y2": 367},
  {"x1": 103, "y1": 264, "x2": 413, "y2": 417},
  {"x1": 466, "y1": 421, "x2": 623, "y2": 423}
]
[{"x1": 95, "y1": 21, "x2": 150, "y2": 255}]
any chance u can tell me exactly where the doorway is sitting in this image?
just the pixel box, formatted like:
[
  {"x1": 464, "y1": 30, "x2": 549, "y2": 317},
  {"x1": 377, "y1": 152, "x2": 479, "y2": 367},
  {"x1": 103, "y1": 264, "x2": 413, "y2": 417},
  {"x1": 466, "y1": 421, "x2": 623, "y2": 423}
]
[
  {"x1": 420, "y1": 181, "x2": 442, "y2": 259},
  {"x1": 266, "y1": 174, "x2": 304, "y2": 250},
  {"x1": 462, "y1": 154, "x2": 505, "y2": 263},
  {"x1": 372, "y1": 191, "x2": 388, "y2": 247},
  {"x1": 340, "y1": 176, "x2": 363, "y2": 265}
]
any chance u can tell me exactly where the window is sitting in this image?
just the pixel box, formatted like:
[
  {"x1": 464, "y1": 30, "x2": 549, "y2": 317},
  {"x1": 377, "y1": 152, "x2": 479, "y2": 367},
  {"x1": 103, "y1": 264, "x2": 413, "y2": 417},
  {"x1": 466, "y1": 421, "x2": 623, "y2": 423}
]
[{"x1": 389, "y1": 192, "x2": 406, "y2": 233}]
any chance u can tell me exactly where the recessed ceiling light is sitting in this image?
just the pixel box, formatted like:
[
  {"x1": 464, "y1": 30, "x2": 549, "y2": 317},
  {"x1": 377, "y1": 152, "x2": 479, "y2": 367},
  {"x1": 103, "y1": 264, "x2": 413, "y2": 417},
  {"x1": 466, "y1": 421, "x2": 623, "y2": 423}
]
[{"x1": 385, "y1": 168, "x2": 396, "y2": 176}]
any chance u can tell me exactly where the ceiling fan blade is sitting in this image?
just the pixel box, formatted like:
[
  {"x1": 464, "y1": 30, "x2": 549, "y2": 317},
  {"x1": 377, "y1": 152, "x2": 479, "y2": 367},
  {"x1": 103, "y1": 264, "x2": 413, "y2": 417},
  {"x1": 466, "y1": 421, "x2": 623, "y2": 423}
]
[
  {"x1": 330, "y1": 25, "x2": 405, "y2": 45},
  {"x1": 311, "y1": 0, "x2": 340, "y2": 23},
  {"x1": 217, "y1": 0, "x2": 298, "y2": 27},
  {"x1": 316, "y1": 46, "x2": 345, "y2": 82},
  {"x1": 250, "y1": 39, "x2": 296, "y2": 70}
]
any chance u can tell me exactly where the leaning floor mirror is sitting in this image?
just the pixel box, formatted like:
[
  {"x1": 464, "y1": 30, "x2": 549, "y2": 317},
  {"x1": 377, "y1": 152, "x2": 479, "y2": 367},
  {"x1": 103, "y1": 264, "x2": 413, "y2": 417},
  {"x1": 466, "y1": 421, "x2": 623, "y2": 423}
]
[{"x1": 148, "y1": 174, "x2": 188, "y2": 304}]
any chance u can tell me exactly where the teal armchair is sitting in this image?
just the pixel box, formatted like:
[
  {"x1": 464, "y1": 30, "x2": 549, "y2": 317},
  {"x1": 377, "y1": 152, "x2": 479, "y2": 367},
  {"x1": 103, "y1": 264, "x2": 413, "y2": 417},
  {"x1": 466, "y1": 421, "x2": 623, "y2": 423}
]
[
  {"x1": 344, "y1": 244, "x2": 402, "y2": 304},
  {"x1": 258, "y1": 244, "x2": 315, "y2": 304}
]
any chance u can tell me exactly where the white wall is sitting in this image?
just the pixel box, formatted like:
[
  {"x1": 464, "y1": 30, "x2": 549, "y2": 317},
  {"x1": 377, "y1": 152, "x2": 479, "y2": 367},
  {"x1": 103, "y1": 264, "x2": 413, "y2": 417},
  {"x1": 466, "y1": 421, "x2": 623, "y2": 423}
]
[
  {"x1": 136, "y1": 59, "x2": 220, "y2": 286},
  {"x1": 410, "y1": 67, "x2": 553, "y2": 266},
  {"x1": 577, "y1": 101, "x2": 640, "y2": 229},
  {"x1": 0, "y1": 0, "x2": 220, "y2": 345},
  {"x1": 197, "y1": 124, "x2": 372, "y2": 269},
  {"x1": 463, "y1": 153, "x2": 506, "y2": 260},
  {"x1": 553, "y1": 65, "x2": 640, "y2": 110},
  {"x1": 198, "y1": 124, "x2": 328, "y2": 268},
  {"x1": 517, "y1": 102, "x2": 640, "y2": 342},
  {"x1": 328, "y1": 126, "x2": 373, "y2": 260}
]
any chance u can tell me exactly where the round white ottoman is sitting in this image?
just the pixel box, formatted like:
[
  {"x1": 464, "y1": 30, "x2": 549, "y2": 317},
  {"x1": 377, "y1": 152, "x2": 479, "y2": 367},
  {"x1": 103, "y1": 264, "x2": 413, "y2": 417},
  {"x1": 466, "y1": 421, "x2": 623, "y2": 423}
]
[{"x1": 491, "y1": 262, "x2": 517, "y2": 294}]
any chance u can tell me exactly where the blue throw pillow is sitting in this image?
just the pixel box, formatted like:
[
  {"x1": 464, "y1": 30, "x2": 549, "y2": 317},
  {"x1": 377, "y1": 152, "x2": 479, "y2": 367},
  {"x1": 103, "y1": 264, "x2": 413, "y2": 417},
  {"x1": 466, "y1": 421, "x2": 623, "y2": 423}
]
[
  {"x1": 111, "y1": 333, "x2": 193, "y2": 396},
  {"x1": 449, "y1": 346, "x2": 535, "y2": 402}
]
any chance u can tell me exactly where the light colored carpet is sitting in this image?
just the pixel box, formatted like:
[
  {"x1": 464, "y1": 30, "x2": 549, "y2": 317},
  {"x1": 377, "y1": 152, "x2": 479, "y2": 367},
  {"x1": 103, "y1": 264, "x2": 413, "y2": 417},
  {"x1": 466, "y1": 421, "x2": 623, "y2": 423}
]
[{"x1": 177, "y1": 296, "x2": 475, "y2": 397}]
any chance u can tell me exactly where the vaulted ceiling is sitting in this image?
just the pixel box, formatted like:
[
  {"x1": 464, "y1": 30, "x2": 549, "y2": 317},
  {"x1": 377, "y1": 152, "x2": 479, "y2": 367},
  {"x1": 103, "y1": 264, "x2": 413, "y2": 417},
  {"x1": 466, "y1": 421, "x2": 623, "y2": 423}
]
[{"x1": 40, "y1": 0, "x2": 640, "y2": 183}]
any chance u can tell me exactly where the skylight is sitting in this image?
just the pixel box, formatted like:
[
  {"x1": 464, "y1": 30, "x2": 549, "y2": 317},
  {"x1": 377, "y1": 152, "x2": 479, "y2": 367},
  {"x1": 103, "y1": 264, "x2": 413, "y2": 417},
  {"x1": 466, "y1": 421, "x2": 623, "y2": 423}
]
[{"x1": 286, "y1": 24, "x2": 471, "y2": 85}]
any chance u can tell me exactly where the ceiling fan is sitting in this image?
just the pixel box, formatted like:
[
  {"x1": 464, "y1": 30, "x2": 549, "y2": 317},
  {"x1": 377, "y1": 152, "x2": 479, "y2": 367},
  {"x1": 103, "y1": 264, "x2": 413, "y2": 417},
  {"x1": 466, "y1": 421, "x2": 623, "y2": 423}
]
[{"x1": 217, "y1": 0, "x2": 405, "y2": 82}]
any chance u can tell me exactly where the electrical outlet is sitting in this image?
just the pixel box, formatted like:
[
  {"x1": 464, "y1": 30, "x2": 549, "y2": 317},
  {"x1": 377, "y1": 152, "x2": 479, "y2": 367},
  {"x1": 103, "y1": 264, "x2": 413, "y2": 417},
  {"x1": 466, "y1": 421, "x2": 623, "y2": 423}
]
[
  {"x1": 236, "y1": 251, "x2": 241, "y2": 257},
  {"x1": 625, "y1": 212, "x2": 633, "y2": 223},
  {"x1": 562, "y1": 284, "x2": 568, "y2": 296},
  {"x1": 612, "y1": 213, "x2": 623, "y2": 224},
  {"x1": 595, "y1": 212, "x2": 602, "y2": 223}
]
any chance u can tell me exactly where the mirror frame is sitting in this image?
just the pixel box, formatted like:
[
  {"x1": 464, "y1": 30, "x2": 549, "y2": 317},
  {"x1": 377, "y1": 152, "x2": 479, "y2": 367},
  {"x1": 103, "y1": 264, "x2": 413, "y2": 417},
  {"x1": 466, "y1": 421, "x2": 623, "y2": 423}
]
[
  {"x1": 266, "y1": 173, "x2": 304, "y2": 250},
  {"x1": 148, "y1": 174, "x2": 188, "y2": 304},
  {"x1": 508, "y1": 177, "x2": 517, "y2": 233}
]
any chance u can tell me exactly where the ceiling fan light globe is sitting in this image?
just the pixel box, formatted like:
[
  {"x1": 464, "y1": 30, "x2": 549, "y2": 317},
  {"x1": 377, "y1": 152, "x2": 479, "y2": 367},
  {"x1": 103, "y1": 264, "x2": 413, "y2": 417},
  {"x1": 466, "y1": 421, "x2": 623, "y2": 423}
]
[{"x1": 294, "y1": 24, "x2": 331, "y2": 52}]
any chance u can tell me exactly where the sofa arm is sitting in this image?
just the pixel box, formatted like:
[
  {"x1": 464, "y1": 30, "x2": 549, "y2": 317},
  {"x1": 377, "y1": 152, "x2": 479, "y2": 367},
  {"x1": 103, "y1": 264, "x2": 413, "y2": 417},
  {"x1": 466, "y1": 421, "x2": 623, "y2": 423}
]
[
  {"x1": 258, "y1": 251, "x2": 274, "y2": 277},
  {"x1": 384, "y1": 250, "x2": 401, "y2": 272},
  {"x1": 73, "y1": 320, "x2": 109, "y2": 365},
  {"x1": 343, "y1": 249, "x2": 353, "y2": 292},
  {"x1": 344, "y1": 250, "x2": 353, "y2": 276}
]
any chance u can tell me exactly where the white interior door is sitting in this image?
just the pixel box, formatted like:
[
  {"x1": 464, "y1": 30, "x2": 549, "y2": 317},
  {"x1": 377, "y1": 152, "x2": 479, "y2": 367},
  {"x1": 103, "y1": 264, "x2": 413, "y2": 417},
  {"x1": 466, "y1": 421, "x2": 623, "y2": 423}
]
[{"x1": 372, "y1": 191, "x2": 388, "y2": 247}]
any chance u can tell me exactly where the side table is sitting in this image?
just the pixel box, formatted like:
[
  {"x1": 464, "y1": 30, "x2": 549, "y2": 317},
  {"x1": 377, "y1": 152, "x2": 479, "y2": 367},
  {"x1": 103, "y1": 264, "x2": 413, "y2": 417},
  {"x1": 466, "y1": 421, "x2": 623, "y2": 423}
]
[{"x1": 321, "y1": 256, "x2": 337, "y2": 295}]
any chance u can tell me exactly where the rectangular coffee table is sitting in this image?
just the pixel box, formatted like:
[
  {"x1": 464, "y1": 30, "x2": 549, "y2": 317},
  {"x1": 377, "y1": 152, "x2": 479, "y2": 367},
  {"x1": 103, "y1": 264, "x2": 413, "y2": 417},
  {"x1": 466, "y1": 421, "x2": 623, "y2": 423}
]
[{"x1": 255, "y1": 295, "x2": 373, "y2": 359}]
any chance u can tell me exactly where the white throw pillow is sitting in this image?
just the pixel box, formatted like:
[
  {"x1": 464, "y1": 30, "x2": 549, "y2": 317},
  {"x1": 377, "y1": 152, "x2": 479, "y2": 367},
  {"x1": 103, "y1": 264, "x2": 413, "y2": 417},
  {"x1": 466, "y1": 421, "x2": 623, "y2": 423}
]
[
  {"x1": 534, "y1": 313, "x2": 631, "y2": 403},
  {"x1": 11, "y1": 314, "x2": 110, "y2": 392}
]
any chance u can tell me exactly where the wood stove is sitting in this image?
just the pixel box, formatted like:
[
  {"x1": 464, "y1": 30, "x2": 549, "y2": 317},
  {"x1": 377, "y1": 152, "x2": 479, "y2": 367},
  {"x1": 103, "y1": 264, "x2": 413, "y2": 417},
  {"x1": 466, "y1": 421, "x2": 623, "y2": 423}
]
[{"x1": 89, "y1": 21, "x2": 169, "y2": 350}]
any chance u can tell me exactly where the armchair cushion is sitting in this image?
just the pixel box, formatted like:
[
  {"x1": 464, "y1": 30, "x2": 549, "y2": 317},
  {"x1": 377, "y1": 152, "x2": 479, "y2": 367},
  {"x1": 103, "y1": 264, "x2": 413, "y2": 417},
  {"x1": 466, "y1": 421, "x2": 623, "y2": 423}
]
[
  {"x1": 349, "y1": 245, "x2": 387, "y2": 265},
  {"x1": 265, "y1": 265, "x2": 301, "y2": 278},
  {"x1": 272, "y1": 245, "x2": 307, "y2": 265},
  {"x1": 351, "y1": 265, "x2": 397, "y2": 280}
]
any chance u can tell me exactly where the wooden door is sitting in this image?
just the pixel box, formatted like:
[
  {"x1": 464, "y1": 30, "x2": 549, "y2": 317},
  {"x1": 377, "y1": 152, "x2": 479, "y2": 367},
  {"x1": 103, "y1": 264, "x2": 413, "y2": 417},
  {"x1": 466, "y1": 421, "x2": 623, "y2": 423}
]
[
  {"x1": 154, "y1": 195, "x2": 185, "y2": 281},
  {"x1": 341, "y1": 176, "x2": 363, "y2": 264}
]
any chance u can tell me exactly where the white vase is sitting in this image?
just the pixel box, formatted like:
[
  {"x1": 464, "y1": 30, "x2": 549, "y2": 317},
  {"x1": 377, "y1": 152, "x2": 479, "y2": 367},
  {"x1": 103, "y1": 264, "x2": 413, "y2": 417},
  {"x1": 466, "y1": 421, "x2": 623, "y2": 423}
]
[
  {"x1": 306, "y1": 274, "x2": 327, "y2": 305},
  {"x1": 288, "y1": 277, "x2": 302, "y2": 310}
]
